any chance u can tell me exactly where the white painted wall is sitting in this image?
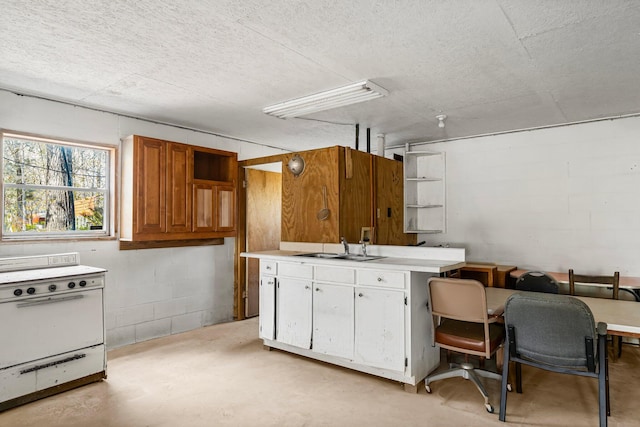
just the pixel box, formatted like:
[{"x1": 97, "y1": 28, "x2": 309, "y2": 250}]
[
  {"x1": 392, "y1": 116, "x2": 640, "y2": 276},
  {"x1": 0, "y1": 91, "x2": 285, "y2": 349}
]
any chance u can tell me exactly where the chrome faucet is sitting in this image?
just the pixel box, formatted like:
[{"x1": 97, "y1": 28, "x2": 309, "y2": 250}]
[
  {"x1": 360, "y1": 240, "x2": 368, "y2": 257},
  {"x1": 340, "y1": 237, "x2": 349, "y2": 255}
]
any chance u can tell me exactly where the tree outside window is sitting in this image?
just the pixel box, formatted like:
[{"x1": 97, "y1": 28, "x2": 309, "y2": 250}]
[{"x1": 2, "y1": 132, "x2": 110, "y2": 237}]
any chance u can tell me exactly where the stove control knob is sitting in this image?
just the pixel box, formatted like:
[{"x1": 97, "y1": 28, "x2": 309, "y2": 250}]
[
  {"x1": 68, "y1": 282, "x2": 76, "y2": 289},
  {"x1": 79, "y1": 280, "x2": 87, "y2": 287},
  {"x1": 27, "y1": 287, "x2": 36, "y2": 295},
  {"x1": 49, "y1": 284, "x2": 57, "y2": 292},
  {"x1": 13, "y1": 289, "x2": 23, "y2": 296}
]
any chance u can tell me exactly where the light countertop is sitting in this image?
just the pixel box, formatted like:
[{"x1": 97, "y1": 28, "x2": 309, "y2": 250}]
[{"x1": 241, "y1": 250, "x2": 464, "y2": 274}]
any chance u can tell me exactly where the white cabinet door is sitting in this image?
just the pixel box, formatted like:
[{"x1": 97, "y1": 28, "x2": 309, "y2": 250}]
[
  {"x1": 276, "y1": 277, "x2": 312, "y2": 349},
  {"x1": 312, "y1": 283, "x2": 354, "y2": 359},
  {"x1": 354, "y1": 288, "x2": 405, "y2": 371},
  {"x1": 259, "y1": 275, "x2": 276, "y2": 340}
]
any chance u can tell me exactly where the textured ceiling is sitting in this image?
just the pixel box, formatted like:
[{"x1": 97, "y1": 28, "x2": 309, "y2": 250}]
[{"x1": 1, "y1": 1, "x2": 639, "y2": 151}]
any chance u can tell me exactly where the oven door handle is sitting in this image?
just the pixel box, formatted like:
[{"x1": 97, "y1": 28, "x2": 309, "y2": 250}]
[
  {"x1": 20, "y1": 353, "x2": 86, "y2": 375},
  {"x1": 16, "y1": 294, "x2": 84, "y2": 308}
]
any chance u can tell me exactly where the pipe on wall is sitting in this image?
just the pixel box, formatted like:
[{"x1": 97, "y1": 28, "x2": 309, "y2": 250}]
[{"x1": 366, "y1": 128, "x2": 371, "y2": 153}]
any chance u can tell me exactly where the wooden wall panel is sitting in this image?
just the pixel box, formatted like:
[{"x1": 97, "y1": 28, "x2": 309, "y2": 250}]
[
  {"x1": 375, "y1": 157, "x2": 416, "y2": 245},
  {"x1": 281, "y1": 147, "x2": 340, "y2": 243},
  {"x1": 339, "y1": 148, "x2": 373, "y2": 243}
]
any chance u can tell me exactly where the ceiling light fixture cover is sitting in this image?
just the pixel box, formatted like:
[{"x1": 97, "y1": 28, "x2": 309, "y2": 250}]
[
  {"x1": 436, "y1": 114, "x2": 447, "y2": 128},
  {"x1": 287, "y1": 154, "x2": 305, "y2": 176},
  {"x1": 263, "y1": 80, "x2": 388, "y2": 119}
]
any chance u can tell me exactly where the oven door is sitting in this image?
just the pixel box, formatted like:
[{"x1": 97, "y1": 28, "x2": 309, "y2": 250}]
[{"x1": 0, "y1": 288, "x2": 103, "y2": 369}]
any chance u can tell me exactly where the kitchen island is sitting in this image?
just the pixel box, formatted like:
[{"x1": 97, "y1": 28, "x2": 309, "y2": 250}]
[{"x1": 242, "y1": 243, "x2": 464, "y2": 392}]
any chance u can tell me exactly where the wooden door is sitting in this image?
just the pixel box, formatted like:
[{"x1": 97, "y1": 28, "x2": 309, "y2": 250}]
[
  {"x1": 354, "y1": 287, "x2": 405, "y2": 371},
  {"x1": 276, "y1": 277, "x2": 313, "y2": 349},
  {"x1": 312, "y1": 282, "x2": 354, "y2": 358},
  {"x1": 259, "y1": 274, "x2": 276, "y2": 340},
  {"x1": 166, "y1": 143, "x2": 192, "y2": 233},
  {"x1": 375, "y1": 157, "x2": 416, "y2": 245},
  {"x1": 246, "y1": 168, "x2": 281, "y2": 317},
  {"x1": 134, "y1": 136, "x2": 166, "y2": 235},
  {"x1": 215, "y1": 185, "x2": 236, "y2": 232},
  {"x1": 193, "y1": 181, "x2": 215, "y2": 232}
]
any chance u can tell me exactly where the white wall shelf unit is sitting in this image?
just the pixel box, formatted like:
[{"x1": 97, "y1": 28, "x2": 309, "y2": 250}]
[{"x1": 403, "y1": 143, "x2": 445, "y2": 234}]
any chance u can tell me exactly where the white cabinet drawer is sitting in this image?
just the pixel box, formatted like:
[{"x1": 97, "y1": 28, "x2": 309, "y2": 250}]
[
  {"x1": 278, "y1": 262, "x2": 313, "y2": 279},
  {"x1": 358, "y1": 269, "x2": 407, "y2": 289},
  {"x1": 260, "y1": 260, "x2": 277, "y2": 275},
  {"x1": 315, "y1": 266, "x2": 356, "y2": 284}
]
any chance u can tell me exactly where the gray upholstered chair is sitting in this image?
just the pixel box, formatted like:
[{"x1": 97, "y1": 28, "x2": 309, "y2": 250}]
[
  {"x1": 511, "y1": 271, "x2": 559, "y2": 392},
  {"x1": 499, "y1": 292, "x2": 609, "y2": 427},
  {"x1": 515, "y1": 271, "x2": 559, "y2": 294},
  {"x1": 425, "y1": 277, "x2": 504, "y2": 413}
]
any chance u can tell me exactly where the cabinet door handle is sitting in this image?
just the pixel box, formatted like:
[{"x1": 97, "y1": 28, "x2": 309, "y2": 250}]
[
  {"x1": 377, "y1": 277, "x2": 383, "y2": 282},
  {"x1": 358, "y1": 293, "x2": 364, "y2": 297},
  {"x1": 315, "y1": 288, "x2": 320, "y2": 291},
  {"x1": 305, "y1": 285, "x2": 310, "y2": 290},
  {"x1": 266, "y1": 266, "x2": 272, "y2": 270}
]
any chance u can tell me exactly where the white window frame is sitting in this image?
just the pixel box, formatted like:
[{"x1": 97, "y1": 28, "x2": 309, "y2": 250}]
[{"x1": 1, "y1": 130, "x2": 116, "y2": 240}]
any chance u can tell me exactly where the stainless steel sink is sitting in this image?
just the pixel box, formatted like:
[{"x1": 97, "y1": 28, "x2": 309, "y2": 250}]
[
  {"x1": 339, "y1": 254, "x2": 386, "y2": 262},
  {"x1": 295, "y1": 252, "x2": 385, "y2": 262},
  {"x1": 294, "y1": 252, "x2": 343, "y2": 259}
]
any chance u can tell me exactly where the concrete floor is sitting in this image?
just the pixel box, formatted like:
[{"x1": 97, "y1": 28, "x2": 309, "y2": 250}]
[{"x1": 2, "y1": 317, "x2": 640, "y2": 427}]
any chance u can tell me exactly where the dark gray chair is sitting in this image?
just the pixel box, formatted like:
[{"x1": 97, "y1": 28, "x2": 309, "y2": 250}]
[
  {"x1": 515, "y1": 271, "x2": 559, "y2": 294},
  {"x1": 499, "y1": 292, "x2": 609, "y2": 427},
  {"x1": 512, "y1": 271, "x2": 559, "y2": 391}
]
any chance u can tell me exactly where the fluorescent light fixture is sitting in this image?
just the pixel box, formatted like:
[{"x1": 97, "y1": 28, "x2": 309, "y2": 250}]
[{"x1": 263, "y1": 80, "x2": 388, "y2": 119}]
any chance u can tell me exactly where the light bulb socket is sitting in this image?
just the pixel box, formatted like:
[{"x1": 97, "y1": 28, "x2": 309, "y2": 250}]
[{"x1": 436, "y1": 114, "x2": 447, "y2": 128}]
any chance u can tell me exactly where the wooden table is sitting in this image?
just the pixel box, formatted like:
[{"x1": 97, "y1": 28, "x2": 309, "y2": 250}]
[
  {"x1": 486, "y1": 288, "x2": 640, "y2": 338},
  {"x1": 510, "y1": 269, "x2": 640, "y2": 301},
  {"x1": 460, "y1": 263, "x2": 517, "y2": 288}
]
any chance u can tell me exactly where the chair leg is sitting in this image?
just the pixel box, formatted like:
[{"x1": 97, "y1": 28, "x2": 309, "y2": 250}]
[
  {"x1": 461, "y1": 366, "x2": 498, "y2": 413},
  {"x1": 499, "y1": 349, "x2": 510, "y2": 422},
  {"x1": 605, "y1": 342, "x2": 610, "y2": 417},
  {"x1": 424, "y1": 364, "x2": 464, "y2": 387},
  {"x1": 598, "y1": 334, "x2": 609, "y2": 427},
  {"x1": 617, "y1": 336, "x2": 622, "y2": 358},
  {"x1": 515, "y1": 362, "x2": 523, "y2": 393},
  {"x1": 426, "y1": 363, "x2": 501, "y2": 413}
]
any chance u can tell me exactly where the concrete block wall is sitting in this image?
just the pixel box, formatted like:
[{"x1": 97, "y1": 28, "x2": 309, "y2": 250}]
[
  {"x1": 0, "y1": 91, "x2": 285, "y2": 349},
  {"x1": 393, "y1": 116, "x2": 640, "y2": 276}
]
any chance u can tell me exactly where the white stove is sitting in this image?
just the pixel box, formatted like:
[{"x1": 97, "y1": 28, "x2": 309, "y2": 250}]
[{"x1": 0, "y1": 253, "x2": 107, "y2": 412}]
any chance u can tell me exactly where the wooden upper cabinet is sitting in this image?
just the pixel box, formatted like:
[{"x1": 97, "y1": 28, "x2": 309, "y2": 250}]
[
  {"x1": 215, "y1": 184, "x2": 236, "y2": 232},
  {"x1": 134, "y1": 136, "x2": 166, "y2": 235},
  {"x1": 166, "y1": 143, "x2": 192, "y2": 233},
  {"x1": 193, "y1": 182, "x2": 236, "y2": 233},
  {"x1": 280, "y1": 146, "x2": 412, "y2": 245},
  {"x1": 121, "y1": 135, "x2": 237, "y2": 245},
  {"x1": 193, "y1": 181, "x2": 215, "y2": 232}
]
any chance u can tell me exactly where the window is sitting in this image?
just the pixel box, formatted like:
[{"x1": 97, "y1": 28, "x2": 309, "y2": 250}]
[{"x1": 1, "y1": 131, "x2": 113, "y2": 239}]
